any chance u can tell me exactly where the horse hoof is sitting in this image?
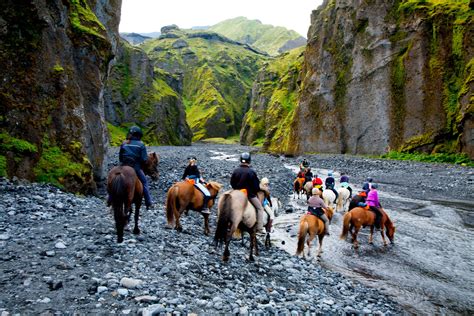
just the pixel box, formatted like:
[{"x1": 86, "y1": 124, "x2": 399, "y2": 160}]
[
  {"x1": 117, "y1": 238, "x2": 124, "y2": 243},
  {"x1": 222, "y1": 256, "x2": 229, "y2": 262},
  {"x1": 133, "y1": 228, "x2": 140, "y2": 235},
  {"x1": 248, "y1": 256, "x2": 255, "y2": 262},
  {"x1": 176, "y1": 227, "x2": 183, "y2": 232}
]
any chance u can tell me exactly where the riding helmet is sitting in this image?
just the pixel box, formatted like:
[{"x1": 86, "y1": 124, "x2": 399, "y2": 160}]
[
  {"x1": 261, "y1": 177, "x2": 269, "y2": 185},
  {"x1": 240, "y1": 152, "x2": 251, "y2": 163},
  {"x1": 366, "y1": 177, "x2": 373, "y2": 182},
  {"x1": 328, "y1": 170, "x2": 334, "y2": 177},
  {"x1": 129, "y1": 126, "x2": 143, "y2": 138},
  {"x1": 312, "y1": 188, "x2": 321, "y2": 196},
  {"x1": 371, "y1": 183, "x2": 378, "y2": 189},
  {"x1": 340, "y1": 175, "x2": 349, "y2": 183}
]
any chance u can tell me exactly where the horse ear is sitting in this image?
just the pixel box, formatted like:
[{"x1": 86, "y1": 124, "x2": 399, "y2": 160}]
[{"x1": 152, "y1": 152, "x2": 157, "y2": 158}]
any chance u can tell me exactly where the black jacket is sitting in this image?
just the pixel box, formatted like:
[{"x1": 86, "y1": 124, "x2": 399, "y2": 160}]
[
  {"x1": 230, "y1": 164, "x2": 260, "y2": 198},
  {"x1": 325, "y1": 177, "x2": 335, "y2": 189},
  {"x1": 182, "y1": 165, "x2": 201, "y2": 180},
  {"x1": 119, "y1": 138, "x2": 147, "y2": 171}
]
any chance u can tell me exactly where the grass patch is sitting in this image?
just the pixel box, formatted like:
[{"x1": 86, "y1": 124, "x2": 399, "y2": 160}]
[
  {"x1": 0, "y1": 133, "x2": 37, "y2": 154},
  {"x1": 107, "y1": 123, "x2": 129, "y2": 146},
  {"x1": 0, "y1": 155, "x2": 6, "y2": 177},
  {"x1": 381, "y1": 150, "x2": 473, "y2": 166},
  {"x1": 199, "y1": 136, "x2": 240, "y2": 144}
]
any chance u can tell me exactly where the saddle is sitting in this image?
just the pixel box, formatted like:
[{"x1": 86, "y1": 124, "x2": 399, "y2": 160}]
[{"x1": 308, "y1": 206, "x2": 324, "y2": 217}]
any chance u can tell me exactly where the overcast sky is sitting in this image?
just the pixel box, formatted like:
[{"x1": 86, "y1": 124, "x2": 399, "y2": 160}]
[{"x1": 119, "y1": 0, "x2": 324, "y2": 37}]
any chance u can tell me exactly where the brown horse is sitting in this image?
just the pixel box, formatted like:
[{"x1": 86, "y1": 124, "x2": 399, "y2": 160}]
[
  {"x1": 295, "y1": 207, "x2": 334, "y2": 258},
  {"x1": 165, "y1": 180, "x2": 222, "y2": 235},
  {"x1": 293, "y1": 177, "x2": 305, "y2": 199},
  {"x1": 107, "y1": 152, "x2": 159, "y2": 243},
  {"x1": 340, "y1": 207, "x2": 396, "y2": 249},
  {"x1": 214, "y1": 189, "x2": 264, "y2": 262}
]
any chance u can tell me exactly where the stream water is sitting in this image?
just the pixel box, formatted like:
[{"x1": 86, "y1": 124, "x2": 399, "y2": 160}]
[{"x1": 271, "y1": 175, "x2": 474, "y2": 315}]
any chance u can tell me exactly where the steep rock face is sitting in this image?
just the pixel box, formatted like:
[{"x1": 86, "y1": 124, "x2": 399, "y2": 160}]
[
  {"x1": 104, "y1": 40, "x2": 192, "y2": 145},
  {"x1": 141, "y1": 26, "x2": 266, "y2": 141},
  {"x1": 241, "y1": 47, "x2": 305, "y2": 149},
  {"x1": 287, "y1": 0, "x2": 473, "y2": 157},
  {"x1": 0, "y1": 0, "x2": 121, "y2": 193}
]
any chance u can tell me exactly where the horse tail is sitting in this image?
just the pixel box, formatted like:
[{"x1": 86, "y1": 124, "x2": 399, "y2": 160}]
[
  {"x1": 340, "y1": 212, "x2": 352, "y2": 240},
  {"x1": 336, "y1": 191, "x2": 344, "y2": 212},
  {"x1": 296, "y1": 218, "x2": 308, "y2": 255},
  {"x1": 214, "y1": 192, "x2": 232, "y2": 247},
  {"x1": 110, "y1": 173, "x2": 127, "y2": 220},
  {"x1": 166, "y1": 185, "x2": 178, "y2": 225}
]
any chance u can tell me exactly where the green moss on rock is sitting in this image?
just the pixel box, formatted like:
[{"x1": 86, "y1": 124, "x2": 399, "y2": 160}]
[
  {"x1": 0, "y1": 155, "x2": 6, "y2": 177},
  {"x1": 69, "y1": 0, "x2": 106, "y2": 39}
]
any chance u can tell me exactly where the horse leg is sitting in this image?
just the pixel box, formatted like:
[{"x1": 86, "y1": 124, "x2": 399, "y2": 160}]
[
  {"x1": 114, "y1": 210, "x2": 125, "y2": 243},
  {"x1": 175, "y1": 207, "x2": 185, "y2": 232},
  {"x1": 317, "y1": 234, "x2": 324, "y2": 257},
  {"x1": 223, "y1": 239, "x2": 231, "y2": 262},
  {"x1": 369, "y1": 226, "x2": 374, "y2": 244},
  {"x1": 307, "y1": 234, "x2": 313, "y2": 258},
  {"x1": 352, "y1": 226, "x2": 360, "y2": 249},
  {"x1": 380, "y1": 227, "x2": 388, "y2": 246},
  {"x1": 248, "y1": 231, "x2": 256, "y2": 262},
  {"x1": 265, "y1": 233, "x2": 270, "y2": 248},
  {"x1": 203, "y1": 213, "x2": 210, "y2": 236},
  {"x1": 133, "y1": 200, "x2": 141, "y2": 235}
]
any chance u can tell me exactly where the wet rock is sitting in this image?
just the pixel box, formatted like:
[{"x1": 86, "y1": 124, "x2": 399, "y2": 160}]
[{"x1": 412, "y1": 207, "x2": 434, "y2": 217}]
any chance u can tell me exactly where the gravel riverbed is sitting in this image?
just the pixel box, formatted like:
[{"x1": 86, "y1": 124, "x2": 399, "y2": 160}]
[{"x1": 1, "y1": 143, "x2": 472, "y2": 315}]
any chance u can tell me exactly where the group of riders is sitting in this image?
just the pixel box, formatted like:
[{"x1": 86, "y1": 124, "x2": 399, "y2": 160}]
[
  {"x1": 296, "y1": 158, "x2": 384, "y2": 235},
  {"x1": 112, "y1": 126, "x2": 383, "y2": 238}
]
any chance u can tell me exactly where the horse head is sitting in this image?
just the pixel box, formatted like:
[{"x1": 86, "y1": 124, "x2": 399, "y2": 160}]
[
  {"x1": 206, "y1": 181, "x2": 223, "y2": 208},
  {"x1": 386, "y1": 222, "x2": 396, "y2": 243},
  {"x1": 144, "y1": 152, "x2": 159, "y2": 181}
]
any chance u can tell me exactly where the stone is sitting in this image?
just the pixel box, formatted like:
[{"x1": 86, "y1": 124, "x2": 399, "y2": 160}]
[{"x1": 119, "y1": 277, "x2": 142, "y2": 289}]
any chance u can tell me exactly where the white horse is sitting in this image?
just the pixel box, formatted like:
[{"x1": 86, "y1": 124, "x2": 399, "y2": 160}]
[
  {"x1": 336, "y1": 187, "x2": 351, "y2": 213},
  {"x1": 322, "y1": 189, "x2": 336, "y2": 210},
  {"x1": 270, "y1": 197, "x2": 282, "y2": 217}
]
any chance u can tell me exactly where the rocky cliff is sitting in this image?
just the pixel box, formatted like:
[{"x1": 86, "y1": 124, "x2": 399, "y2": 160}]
[
  {"x1": 240, "y1": 47, "x2": 305, "y2": 148},
  {"x1": 0, "y1": 0, "x2": 121, "y2": 193},
  {"x1": 285, "y1": 0, "x2": 473, "y2": 157},
  {"x1": 104, "y1": 40, "x2": 192, "y2": 145}
]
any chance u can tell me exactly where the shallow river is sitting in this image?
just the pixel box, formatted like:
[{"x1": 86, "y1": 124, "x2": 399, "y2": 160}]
[{"x1": 271, "y1": 175, "x2": 474, "y2": 315}]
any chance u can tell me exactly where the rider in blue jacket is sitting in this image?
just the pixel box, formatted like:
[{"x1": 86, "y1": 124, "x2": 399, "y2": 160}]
[{"x1": 119, "y1": 126, "x2": 153, "y2": 209}]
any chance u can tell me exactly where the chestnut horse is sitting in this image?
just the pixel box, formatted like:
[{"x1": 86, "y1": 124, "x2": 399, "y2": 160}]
[
  {"x1": 214, "y1": 189, "x2": 265, "y2": 262},
  {"x1": 107, "y1": 152, "x2": 159, "y2": 243},
  {"x1": 293, "y1": 177, "x2": 305, "y2": 199},
  {"x1": 296, "y1": 206, "x2": 334, "y2": 258},
  {"x1": 165, "y1": 180, "x2": 222, "y2": 235},
  {"x1": 340, "y1": 207, "x2": 396, "y2": 249}
]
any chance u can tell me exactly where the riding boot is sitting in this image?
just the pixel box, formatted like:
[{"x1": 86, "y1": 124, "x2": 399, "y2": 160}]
[
  {"x1": 201, "y1": 196, "x2": 211, "y2": 214},
  {"x1": 320, "y1": 213, "x2": 330, "y2": 236}
]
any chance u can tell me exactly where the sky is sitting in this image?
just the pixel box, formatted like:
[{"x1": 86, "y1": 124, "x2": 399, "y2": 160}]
[{"x1": 119, "y1": 0, "x2": 324, "y2": 37}]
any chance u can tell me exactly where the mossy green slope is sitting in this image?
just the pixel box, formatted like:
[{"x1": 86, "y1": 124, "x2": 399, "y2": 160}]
[
  {"x1": 105, "y1": 40, "x2": 192, "y2": 145},
  {"x1": 208, "y1": 16, "x2": 305, "y2": 56},
  {"x1": 391, "y1": 0, "x2": 473, "y2": 156},
  {"x1": 141, "y1": 28, "x2": 267, "y2": 141},
  {"x1": 240, "y1": 47, "x2": 305, "y2": 150}
]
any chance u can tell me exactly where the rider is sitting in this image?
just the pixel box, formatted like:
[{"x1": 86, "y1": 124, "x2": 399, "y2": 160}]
[
  {"x1": 231, "y1": 152, "x2": 265, "y2": 234},
  {"x1": 118, "y1": 126, "x2": 153, "y2": 209},
  {"x1": 307, "y1": 188, "x2": 330, "y2": 235},
  {"x1": 325, "y1": 170, "x2": 339, "y2": 203},
  {"x1": 182, "y1": 156, "x2": 211, "y2": 214},
  {"x1": 362, "y1": 177, "x2": 373, "y2": 195},
  {"x1": 312, "y1": 176, "x2": 323, "y2": 190},
  {"x1": 299, "y1": 158, "x2": 310, "y2": 172},
  {"x1": 260, "y1": 177, "x2": 274, "y2": 233},
  {"x1": 349, "y1": 191, "x2": 367, "y2": 211},
  {"x1": 304, "y1": 167, "x2": 313, "y2": 184},
  {"x1": 367, "y1": 183, "x2": 383, "y2": 229},
  {"x1": 340, "y1": 174, "x2": 353, "y2": 197}
]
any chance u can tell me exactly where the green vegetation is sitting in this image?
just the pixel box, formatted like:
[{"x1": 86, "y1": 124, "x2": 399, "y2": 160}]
[
  {"x1": 0, "y1": 155, "x2": 6, "y2": 177},
  {"x1": 34, "y1": 139, "x2": 91, "y2": 189},
  {"x1": 107, "y1": 123, "x2": 129, "y2": 146},
  {"x1": 0, "y1": 133, "x2": 38, "y2": 154},
  {"x1": 52, "y1": 63, "x2": 64, "y2": 73},
  {"x1": 69, "y1": 0, "x2": 106, "y2": 39},
  {"x1": 142, "y1": 30, "x2": 267, "y2": 141},
  {"x1": 208, "y1": 17, "x2": 304, "y2": 56},
  {"x1": 200, "y1": 136, "x2": 240, "y2": 144},
  {"x1": 381, "y1": 150, "x2": 473, "y2": 166}
]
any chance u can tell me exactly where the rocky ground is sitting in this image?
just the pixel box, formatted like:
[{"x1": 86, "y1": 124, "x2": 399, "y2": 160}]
[{"x1": 1, "y1": 143, "x2": 472, "y2": 315}]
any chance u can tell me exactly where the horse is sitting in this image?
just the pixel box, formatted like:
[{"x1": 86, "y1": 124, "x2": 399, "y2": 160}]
[
  {"x1": 107, "y1": 152, "x2": 159, "y2": 243},
  {"x1": 336, "y1": 187, "x2": 351, "y2": 213},
  {"x1": 270, "y1": 197, "x2": 282, "y2": 217},
  {"x1": 214, "y1": 189, "x2": 263, "y2": 262},
  {"x1": 165, "y1": 180, "x2": 222, "y2": 235},
  {"x1": 303, "y1": 181, "x2": 313, "y2": 200},
  {"x1": 293, "y1": 177, "x2": 305, "y2": 199},
  {"x1": 296, "y1": 206, "x2": 334, "y2": 258},
  {"x1": 322, "y1": 189, "x2": 336, "y2": 209},
  {"x1": 340, "y1": 207, "x2": 396, "y2": 249}
]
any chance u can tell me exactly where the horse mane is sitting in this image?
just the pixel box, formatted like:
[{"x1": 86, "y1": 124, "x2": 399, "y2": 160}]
[{"x1": 207, "y1": 181, "x2": 222, "y2": 191}]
